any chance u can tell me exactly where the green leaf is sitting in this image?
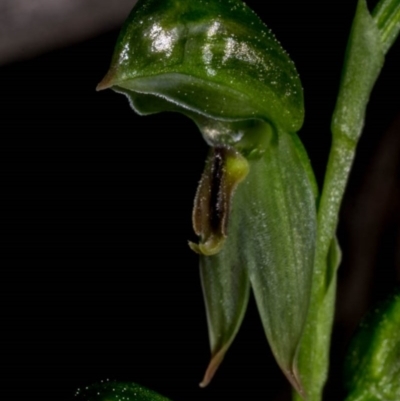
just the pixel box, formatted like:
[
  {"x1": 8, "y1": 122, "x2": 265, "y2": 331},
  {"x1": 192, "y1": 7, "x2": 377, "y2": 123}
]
[
  {"x1": 344, "y1": 288, "x2": 400, "y2": 401},
  {"x1": 97, "y1": 0, "x2": 304, "y2": 134},
  {"x1": 74, "y1": 381, "x2": 173, "y2": 401}
]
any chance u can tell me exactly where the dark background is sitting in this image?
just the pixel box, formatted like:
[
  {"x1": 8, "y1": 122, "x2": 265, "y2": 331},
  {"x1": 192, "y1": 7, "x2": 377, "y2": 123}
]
[{"x1": 2, "y1": 1, "x2": 399, "y2": 400}]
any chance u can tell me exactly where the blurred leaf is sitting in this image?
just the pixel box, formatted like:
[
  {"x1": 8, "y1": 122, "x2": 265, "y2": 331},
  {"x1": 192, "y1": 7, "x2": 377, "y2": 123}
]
[
  {"x1": 75, "y1": 381, "x2": 173, "y2": 401},
  {"x1": 344, "y1": 288, "x2": 400, "y2": 401}
]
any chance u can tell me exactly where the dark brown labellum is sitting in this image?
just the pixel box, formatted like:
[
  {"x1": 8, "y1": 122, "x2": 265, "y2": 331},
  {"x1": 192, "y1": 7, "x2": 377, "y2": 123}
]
[{"x1": 190, "y1": 146, "x2": 249, "y2": 255}]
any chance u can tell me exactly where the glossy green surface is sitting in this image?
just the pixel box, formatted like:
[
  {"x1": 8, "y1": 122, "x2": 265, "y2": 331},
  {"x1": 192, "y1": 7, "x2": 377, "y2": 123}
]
[
  {"x1": 75, "y1": 381, "x2": 172, "y2": 401},
  {"x1": 344, "y1": 289, "x2": 400, "y2": 401},
  {"x1": 98, "y1": 0, "x2": 304, "y2": 134}
]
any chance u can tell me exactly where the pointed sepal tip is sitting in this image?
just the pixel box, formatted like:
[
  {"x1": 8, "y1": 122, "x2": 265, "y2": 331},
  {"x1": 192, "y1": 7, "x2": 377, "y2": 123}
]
[{"x1": 199, "y1": 348, "x2": 227, "y2": 388}]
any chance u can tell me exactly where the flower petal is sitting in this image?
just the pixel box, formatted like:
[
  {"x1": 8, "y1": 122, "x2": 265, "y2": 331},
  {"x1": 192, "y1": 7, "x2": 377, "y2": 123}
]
[{"x1": 232, "y1": 129, "x2": 317, "y2": 395}]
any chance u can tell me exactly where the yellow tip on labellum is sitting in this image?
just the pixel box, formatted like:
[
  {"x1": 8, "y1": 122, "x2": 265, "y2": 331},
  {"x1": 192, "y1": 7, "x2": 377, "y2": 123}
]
[{"x1": 188, "y1": 236, "x2": 226, "y2": 256}]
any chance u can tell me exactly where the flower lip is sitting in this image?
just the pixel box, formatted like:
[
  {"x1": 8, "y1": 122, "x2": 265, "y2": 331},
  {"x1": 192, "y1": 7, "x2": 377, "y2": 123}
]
[{"x1": 190, "y1": 145, "x2": 249, "y2": 256}]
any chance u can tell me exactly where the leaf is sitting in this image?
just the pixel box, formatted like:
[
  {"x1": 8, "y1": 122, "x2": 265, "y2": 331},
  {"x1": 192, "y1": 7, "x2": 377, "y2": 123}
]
[
  {"x1": 74, "y1": 381, "x2": 173, "y2": 401},
  {"x1": 344, "y1": 288, "x2": 400, "y2": 401}
]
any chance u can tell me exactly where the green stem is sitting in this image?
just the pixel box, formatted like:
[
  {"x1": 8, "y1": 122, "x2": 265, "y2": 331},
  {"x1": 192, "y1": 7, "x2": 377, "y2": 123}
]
[
  {"x1": 292, "y1": 138, "x2": 354, "y2": 401},
  {"x1": 372, "y1": 0, "x2": 400, "y2": 53},
  {"x1": 293, "y1": 0, "x2": 399, "y2": 400},
  {"x1": 316, "y1": 136, "x2": 354, "y2": 269},
  {"x1": 316, "y1": 0, "x2": 400, "y2": 291}
]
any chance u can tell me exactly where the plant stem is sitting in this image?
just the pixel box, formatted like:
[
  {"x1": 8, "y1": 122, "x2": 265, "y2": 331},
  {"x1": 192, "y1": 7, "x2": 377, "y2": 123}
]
[
  {"x1": 293, "y1": 0, "x2": 399, "y2": 400},
  {"x1": 372, "y1": 0, "x2": 400, "y2": 53},
  {"x1": 315, "y1": 0, "x2": 400, "y2": 289}
]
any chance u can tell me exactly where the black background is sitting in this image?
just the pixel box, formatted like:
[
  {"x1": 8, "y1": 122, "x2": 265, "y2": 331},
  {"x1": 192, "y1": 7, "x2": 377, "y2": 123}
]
[{"x1": 2, "y1": 1, "x2": 399, "y2": 400}]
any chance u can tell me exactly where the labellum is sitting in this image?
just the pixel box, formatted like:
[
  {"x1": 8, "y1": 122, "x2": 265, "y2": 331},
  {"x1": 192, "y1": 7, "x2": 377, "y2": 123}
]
[
  {"x1": 190, "y1": 145, "x2": 249, "y2": 256},
  {"x1": 98, "y1": 0, "x2": 317, "y2": 395}
]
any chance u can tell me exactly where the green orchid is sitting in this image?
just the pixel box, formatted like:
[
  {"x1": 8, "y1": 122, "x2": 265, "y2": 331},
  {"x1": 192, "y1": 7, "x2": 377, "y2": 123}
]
[
  {"x1": 96, "y1": 0, "x2": 400, "y2": 400},
  {"x1": 97, "y1": 0, "x2": 317, "y2": 395}
]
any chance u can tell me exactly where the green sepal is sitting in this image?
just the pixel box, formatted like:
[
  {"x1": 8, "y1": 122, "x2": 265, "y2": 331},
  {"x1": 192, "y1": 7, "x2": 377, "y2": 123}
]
[
  {"x1": 74, "y1": 381, "x2": 173, "y2": 401},
  {"x1": 344, "y1": 288, "x2": 400, "y2": 401},
  {"x1": 195, "y1": 143, "x2": 251, "y2": 386},
  {"x1": 97, "y1": 0, "x2": 304, "y2": 133},
  {"x1": 198, "y1": 127, "x2": 317, "y2": 394},
  {"x1": 199, "y1": 210, "x2": 251, "y2": 387},
  {"x1": 238, "y1": 129, "x2": 316, "y2": 395}
]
